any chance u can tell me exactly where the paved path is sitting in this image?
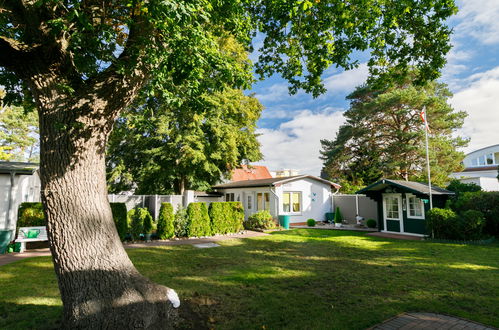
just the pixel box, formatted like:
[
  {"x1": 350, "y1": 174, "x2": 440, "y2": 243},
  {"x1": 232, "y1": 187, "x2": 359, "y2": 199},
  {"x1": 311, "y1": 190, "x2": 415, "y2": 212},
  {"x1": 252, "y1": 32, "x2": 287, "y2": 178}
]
[
  {"x1": 0, "y1": 231, "x2": 268, "y2": 267},
  {"x1": 370, "y1": 312, "x2": 497, "y2": 330},
  {"x1": 366, "y1": 232, "x2": 423, "y2": 241}
]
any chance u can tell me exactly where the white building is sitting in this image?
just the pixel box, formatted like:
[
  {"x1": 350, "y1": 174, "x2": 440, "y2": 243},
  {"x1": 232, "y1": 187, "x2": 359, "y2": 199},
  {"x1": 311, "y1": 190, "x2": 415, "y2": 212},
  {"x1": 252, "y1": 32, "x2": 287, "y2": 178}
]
[
  {"x1": 0, "y1": 162, "x2": 41, "y2": 231},
  {"x1": 213, "y1": 175, "x2": 340, "y2": 224},
  {"x1": 450, "y1": 144, "x2": 499, "y2": 191}
]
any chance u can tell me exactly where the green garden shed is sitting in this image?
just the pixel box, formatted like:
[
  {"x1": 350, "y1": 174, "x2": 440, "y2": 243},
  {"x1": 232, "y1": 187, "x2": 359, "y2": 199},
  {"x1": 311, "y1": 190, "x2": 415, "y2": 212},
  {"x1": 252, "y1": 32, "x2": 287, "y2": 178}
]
[{"x1": 357, "y1": 179, "x2": 455, "y2": 236}]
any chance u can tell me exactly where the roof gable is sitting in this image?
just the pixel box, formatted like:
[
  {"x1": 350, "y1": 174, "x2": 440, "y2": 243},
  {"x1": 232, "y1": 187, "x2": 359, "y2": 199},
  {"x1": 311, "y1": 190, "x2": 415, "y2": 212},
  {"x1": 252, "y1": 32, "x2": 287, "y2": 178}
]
[{"x1": 213, "y1": 175, "x2": 340, "y2": 189}]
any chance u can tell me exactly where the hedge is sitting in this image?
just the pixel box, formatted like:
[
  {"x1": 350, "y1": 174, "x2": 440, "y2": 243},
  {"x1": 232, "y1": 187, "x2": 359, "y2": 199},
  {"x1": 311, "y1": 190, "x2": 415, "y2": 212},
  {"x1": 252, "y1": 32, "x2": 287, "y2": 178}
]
[
  {"x1": 244, "y1": 210, "x2": 276, "y2": 230},
  {"x1": 452, "y1": 191, "x2": 499, "y2": 237},
  {"x1": 157, "y1": 203, "x2": 175, "y2": 239},
  {"x1": 110, "y1": 203, "x2": 127, "y2": 241},
  {"x1": 209, "y1": 202, "x2": 244, "y2": 234},
  {"x1": 17, "y1": 202, "x2": 45, "y2": 228},
  {"x1": 186, "y1": 202, "x2": 211, "y2": 237},
  {"x1": 427, "y1": 207, "x2": 487, "y2": 241}
]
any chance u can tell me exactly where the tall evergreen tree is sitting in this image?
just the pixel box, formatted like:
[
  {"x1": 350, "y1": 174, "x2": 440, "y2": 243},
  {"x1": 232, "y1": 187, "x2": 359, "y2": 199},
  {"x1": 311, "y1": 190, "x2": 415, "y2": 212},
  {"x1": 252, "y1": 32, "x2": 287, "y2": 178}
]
[{"x1": 321, "y1": 72, "x2": 468, "y2": 192}]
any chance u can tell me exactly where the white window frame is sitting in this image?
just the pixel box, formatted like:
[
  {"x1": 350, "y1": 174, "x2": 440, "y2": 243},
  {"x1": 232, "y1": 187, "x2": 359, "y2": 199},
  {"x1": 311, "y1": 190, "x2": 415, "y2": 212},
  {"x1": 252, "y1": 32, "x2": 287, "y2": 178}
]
[
  {"x1": 225, "y1": 193, "x2": 235, "y2": 202},
  {"x1": 282, "y1": 191, "x2": 302, "y2": 214},
  {"x1": 256, "y1": 192, "x2": 270, "y2": 211},
  {"x1": 406, "y1": 194, "x2": 424, "y2": 219}
]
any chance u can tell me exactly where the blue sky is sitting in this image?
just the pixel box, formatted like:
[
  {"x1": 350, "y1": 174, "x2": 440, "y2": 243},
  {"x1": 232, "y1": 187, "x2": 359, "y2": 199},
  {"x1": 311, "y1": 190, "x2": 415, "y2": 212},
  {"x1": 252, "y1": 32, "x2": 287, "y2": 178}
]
[{"x1": 249, "y1": 0, "x2": 499, "y2": 176}]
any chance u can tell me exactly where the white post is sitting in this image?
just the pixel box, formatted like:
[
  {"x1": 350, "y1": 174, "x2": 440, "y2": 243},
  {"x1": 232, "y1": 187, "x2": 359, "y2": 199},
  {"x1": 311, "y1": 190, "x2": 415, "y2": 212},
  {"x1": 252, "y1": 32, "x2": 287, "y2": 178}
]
[
  {"x1": 355, "y1": 194, "x2": 359, "y2": 215},
  {"x1": 423, "y1": 107, "x2": 433, "y2": 209}
]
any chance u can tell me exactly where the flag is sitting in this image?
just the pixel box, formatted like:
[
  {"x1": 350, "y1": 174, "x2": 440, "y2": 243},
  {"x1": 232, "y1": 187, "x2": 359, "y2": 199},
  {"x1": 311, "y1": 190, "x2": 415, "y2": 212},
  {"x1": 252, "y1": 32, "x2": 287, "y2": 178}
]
[{"x1": 420, "y1": 109, "x2": 431, "y2": 133}]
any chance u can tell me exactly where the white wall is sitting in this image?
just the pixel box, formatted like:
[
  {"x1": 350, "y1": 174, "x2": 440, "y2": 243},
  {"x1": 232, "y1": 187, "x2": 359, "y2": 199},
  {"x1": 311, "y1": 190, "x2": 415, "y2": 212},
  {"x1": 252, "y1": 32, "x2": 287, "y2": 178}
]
[
  {"x1": 458, "y1": 177, "x2": 499, "y2": 191},
  {"x1": 217, "y1": 187, "x2": 278, "y2": 220},
  {"x1": 0, "y1": 172, "x2": 41, "y2": 231},
  {"x1": 274, "y1": 178, "x2": 332, "y2": 223}
]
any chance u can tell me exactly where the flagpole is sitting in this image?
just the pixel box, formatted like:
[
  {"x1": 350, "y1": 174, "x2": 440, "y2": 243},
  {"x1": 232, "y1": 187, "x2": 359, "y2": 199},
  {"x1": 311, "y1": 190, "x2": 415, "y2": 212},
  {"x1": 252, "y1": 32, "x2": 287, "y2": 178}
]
[{"x1": 423, "y1": 106, "x2": 433, "y2": 209}]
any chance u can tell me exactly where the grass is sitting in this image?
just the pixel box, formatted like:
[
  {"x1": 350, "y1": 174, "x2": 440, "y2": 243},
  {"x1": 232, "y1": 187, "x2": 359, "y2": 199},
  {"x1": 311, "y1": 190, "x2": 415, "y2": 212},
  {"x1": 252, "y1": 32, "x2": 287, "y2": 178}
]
[{"x1": 1, "y1": 229, "x2": 498, "y2": 329}]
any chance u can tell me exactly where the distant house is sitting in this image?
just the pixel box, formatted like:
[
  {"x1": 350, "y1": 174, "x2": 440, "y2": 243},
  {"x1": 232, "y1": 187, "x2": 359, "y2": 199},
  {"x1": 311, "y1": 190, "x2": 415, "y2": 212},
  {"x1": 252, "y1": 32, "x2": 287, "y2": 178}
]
[
  {"x1": 213, "y1": 175, "x2": 340, "y2": 224},
  {"x1": 0, "y1": 162, "x2": 40, "y2": 231},
  {"x1": 450, "y1": 144, "x2": 499, "y2": 191},
  {"x1": 230, "y1": 165, "x2": 272, "y2": 182},
  {"x1": 357, "y1": 179, "x2": 454, "y2": 236}
]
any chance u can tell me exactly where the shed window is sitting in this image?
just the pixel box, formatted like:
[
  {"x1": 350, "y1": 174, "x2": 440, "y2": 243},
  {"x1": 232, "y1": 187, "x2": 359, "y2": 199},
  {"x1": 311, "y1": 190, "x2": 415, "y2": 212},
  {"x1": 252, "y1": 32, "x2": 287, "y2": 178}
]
[
  {"x1": 407, "y1": 195, "x2": 424, "y2": 218},
  {"x1": 283, "y1": 192, "x2": 301, "y2": 213}
]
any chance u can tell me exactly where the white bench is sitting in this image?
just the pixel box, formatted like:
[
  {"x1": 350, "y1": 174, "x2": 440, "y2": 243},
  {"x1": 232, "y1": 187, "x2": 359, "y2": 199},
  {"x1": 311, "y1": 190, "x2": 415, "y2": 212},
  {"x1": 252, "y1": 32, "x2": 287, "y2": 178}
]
[{"x1": 15, "y1": 226, "x2": 48, "y2": 253}]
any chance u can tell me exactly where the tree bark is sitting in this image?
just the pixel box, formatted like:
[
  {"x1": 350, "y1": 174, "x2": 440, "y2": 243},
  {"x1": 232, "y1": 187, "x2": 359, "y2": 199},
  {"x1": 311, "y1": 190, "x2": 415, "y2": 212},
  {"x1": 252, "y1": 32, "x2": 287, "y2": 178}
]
[{"x1": 36, "y1": 83, "x2": 179, "y2": 329}]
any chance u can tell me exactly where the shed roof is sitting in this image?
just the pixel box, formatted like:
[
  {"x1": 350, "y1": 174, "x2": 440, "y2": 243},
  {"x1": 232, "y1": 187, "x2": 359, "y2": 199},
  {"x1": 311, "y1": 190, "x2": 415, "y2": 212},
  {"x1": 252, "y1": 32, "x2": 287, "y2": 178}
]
[
  {"x1": 356, "y1": 179, "x2": 454, "y2": 196},
  {"x1": 0, "y1": 161, "x2": 38, "y2": 175},
  {"x1": 213, "y1": 175, "x2": 340, "y2": 189}
]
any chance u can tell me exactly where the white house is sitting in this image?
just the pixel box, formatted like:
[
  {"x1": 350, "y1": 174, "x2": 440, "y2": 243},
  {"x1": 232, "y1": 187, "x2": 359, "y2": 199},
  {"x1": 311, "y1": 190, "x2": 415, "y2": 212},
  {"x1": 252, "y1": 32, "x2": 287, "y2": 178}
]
[
  {"x1": 212, "y1": 175, "x2": 340, "y2": 224},
  {"x1": 0, "y1": 162, "x2": 41, "y2": 231},
  {"x1": 450, "y1": 144, "x2": 499, "y2": 191}
]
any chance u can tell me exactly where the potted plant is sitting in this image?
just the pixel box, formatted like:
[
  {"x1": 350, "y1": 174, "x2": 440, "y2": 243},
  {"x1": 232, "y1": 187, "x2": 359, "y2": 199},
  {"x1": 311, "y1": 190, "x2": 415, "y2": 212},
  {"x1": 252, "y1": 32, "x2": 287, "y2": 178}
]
[{"x1": 334, "y1": 207, "x2": 343, "y2": 228}]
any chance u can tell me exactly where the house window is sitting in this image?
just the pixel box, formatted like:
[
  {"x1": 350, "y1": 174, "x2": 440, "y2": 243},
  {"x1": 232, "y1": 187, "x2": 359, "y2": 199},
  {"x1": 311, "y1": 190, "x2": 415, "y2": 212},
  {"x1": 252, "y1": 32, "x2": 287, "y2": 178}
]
[
  {"x1": 225, "y1": 193, "x2": 235, "y2": 202},
  {"x1": 407, "y1": 195, "x2": 424, "y2": 218},
  {"x1": 257, "y1": 192, "x2": 270, "y2": 211},
  {"x1": 247, "y1": 195, "x2": 252, "y2": 209},
  {"x1": 486, "y1": 153, "x2": 494, "y2": 165},
  {"x1": 283, "y1": 192, "x2": 301, "y2": 213}
]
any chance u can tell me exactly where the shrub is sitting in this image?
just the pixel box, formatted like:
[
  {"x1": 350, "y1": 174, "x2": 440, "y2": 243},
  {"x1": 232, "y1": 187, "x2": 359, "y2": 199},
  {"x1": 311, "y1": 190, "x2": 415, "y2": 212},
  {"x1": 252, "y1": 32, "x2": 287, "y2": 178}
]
[
  {"x1": 334, "y1": 207, "x2": 343, "y2": 224},
  {"x1": 186, "y1": 202, "x2": 211, "y2": 237},
  {"x1": 210, "y1": 202, "x2": 244, "y2": 234},
  {"x1": 128, "y1": 208, "x2": 152, "y2": 240},
  {"x1": 157, "y1": 203, "x2": 174, "y2": 239},
  {"x1": 244, "y1": 210, "x2": 276, "y2": 230},
  {"x1": 307, "y1": 218, "x2": 316, "y2": 227},
  {"x1": 366, "y1": 219, "x2": 377, "y2": 228},
  {"x1": 110, "y1": 203, "x2": 127, "y2": 241},
  {"x1": 453, "y1": 191, "x2": 499, "y2": 237},
  {"x1": 459, "y1": 210, "x2": 485, "y2": 240},
  {"x1": 17, "y1": 202, "x2": 45, "y2": 228},
  {"x1": 174, "y1": 206, "x2": 189, "y2": 238},
  {"x1": 426, "y1": 208, "x2": 458, "y2": 239},
  {"x1": 142, "y1": 209, "x2": 154, "y2": 234},
  {"x1": 446, "y1": 179, "x2": 481, "y2": 194}
]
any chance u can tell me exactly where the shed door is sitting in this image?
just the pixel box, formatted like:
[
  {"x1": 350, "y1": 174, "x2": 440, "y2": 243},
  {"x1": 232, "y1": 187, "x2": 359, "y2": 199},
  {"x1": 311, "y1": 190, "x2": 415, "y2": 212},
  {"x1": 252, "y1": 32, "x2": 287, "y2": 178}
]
[{"x1": 383, "y1": 194, "x2": 403, "y2": 233}]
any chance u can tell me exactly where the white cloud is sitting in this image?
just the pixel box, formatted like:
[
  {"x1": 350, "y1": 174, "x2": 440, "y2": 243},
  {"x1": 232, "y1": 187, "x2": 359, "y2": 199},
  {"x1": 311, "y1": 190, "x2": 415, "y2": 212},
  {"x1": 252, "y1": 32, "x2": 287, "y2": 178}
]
[
  {"x1": 323, "y1": 63, "x2": 369, "y2": 94},
  {"x1": 254, "y1": 109, "x2": 345, "y2": 176},
  {"x1": 449, "y1": 66, "x2": 499, "y2": 153},
  {"x1": 255, "y1": 83, "x2": 290, "y2": 102},
  {"x1": 456, "y1": 0, "x2": 499, "y2": 45}
]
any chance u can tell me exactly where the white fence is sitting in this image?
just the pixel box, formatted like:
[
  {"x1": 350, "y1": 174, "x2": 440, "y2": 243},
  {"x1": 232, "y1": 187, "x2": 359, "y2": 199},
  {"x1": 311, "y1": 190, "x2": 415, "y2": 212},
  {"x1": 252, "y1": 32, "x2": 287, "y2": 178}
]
[
  {"x1": 332, "y1": 194, "x2": 378, "y2": 224},
  {"x1": 108, "y1": 194, "x2": 183, "y2": 220}
]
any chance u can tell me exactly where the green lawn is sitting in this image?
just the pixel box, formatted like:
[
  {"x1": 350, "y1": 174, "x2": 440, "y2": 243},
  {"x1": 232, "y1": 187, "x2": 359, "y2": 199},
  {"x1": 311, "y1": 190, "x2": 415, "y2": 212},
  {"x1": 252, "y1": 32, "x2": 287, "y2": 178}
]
[{"x1": 1, "y1": 229, "x2": 498, "y2": 329}]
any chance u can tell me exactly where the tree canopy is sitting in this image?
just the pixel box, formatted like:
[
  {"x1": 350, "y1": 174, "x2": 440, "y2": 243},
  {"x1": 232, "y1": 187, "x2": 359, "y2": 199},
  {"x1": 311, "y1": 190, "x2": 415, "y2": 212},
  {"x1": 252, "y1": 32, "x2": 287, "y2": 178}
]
[
  {"x1": 320, "y1": 70, "x2": 468, "y2": 192},
  {"x1": 0, "y1": 89, "x2": 38, "y2": 161},
  {"x1": 107, "y1": 88, "x2": 263, "y2": 194}
]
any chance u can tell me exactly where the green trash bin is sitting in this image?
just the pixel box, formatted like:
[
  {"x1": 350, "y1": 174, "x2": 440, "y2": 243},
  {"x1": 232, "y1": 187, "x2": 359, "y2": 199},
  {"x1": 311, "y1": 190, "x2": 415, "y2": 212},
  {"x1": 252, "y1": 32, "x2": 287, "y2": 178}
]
[
  {"x1": 0, "y1": 230, "x2": 13, "y2": 254},
  {"x1": 325, "y1": 212, "x2": 335, "y2": 223},
  {"x1": 278, "y1": 215, "x2": 290, "y2": 230}
]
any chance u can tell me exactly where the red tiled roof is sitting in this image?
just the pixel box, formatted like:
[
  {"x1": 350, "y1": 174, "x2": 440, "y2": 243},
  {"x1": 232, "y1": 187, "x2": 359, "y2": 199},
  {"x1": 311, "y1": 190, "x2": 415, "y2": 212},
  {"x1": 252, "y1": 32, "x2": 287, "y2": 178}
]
[{"x1": 230, "y1": 165, "x2": 272, "y2": 182}]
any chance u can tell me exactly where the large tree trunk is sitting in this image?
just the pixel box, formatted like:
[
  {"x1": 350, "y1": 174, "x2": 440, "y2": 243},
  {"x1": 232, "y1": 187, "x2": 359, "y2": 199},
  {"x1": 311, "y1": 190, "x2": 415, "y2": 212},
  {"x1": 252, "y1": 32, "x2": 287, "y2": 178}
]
[{"x1": 39, "y1": 99, "x2": 179, "y2": 328}]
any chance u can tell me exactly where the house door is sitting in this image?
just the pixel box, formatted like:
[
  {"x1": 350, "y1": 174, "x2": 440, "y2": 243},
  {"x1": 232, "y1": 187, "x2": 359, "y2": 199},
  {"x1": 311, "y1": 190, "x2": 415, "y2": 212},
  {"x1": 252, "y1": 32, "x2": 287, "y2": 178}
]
[
  {"x1": 246, "y1": 194, "x2": 254, "y2": 218},
  {"x1": 383, "y1": 194, "x2": 403, "y2": 233}
]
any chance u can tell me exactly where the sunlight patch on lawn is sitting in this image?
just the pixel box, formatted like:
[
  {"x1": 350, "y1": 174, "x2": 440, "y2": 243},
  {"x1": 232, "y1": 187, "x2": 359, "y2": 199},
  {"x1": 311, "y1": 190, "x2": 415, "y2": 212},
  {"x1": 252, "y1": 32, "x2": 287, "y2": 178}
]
[
  {"x1": 7, "y1": 297, "x2": 62, "y2": 306},
  {"x1": 447, "y1": 263, "x2": 498, "y2": 271}
]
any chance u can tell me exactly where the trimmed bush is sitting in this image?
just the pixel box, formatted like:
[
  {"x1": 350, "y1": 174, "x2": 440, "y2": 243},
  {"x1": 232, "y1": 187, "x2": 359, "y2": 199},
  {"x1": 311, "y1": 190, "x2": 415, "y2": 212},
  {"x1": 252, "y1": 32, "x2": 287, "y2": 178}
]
[
  {"x1": 366, "y1": 219, "x2": 377, "y2": 228},
  {"x1": 142, "y1": 209, "x2": 154, "y2": 234},
  {"x1": 186, "y1": 202, "x2": 211, "y2": 237},
  {"x1": 110, "y1": 203, "x2": 127, "y2": 241},
  {"x1": 244, "y1": 210, "x2": 276, "y2": 230},
  {"x1": 209, "y1": 202, "x2": 244, "y2": 234},
  {"x1": 453, "y1": 191, "x2": 499, "y2": 237},
  {"x1": 17, "y1": 202, "x2": 45, "y2": 228},
  {"x1": 128, "y1": 208, "x2": 152, "y2": 240},
  {"x1": 174, "y1": 206, "x2": 189, "y2": 238},
  {"x1": 426, "y1": 208, "x2": 459, "y2": 239},
  {"x1": 157, "y1": 203, "x2": 175, "y2": 239},
  {"x1": 334, "y1": 207, "x2": 343, "y2": 224},
  {"x1": 307, "y1": 218, "x2": 316, "y2": 227}
]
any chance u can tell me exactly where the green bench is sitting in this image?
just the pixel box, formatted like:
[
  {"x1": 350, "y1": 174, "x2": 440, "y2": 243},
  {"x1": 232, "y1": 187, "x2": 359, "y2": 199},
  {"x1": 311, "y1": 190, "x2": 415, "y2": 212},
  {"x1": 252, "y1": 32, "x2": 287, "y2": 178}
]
[{"x1": 15, "y1": 226, "x2": 48, "y2": 253}]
